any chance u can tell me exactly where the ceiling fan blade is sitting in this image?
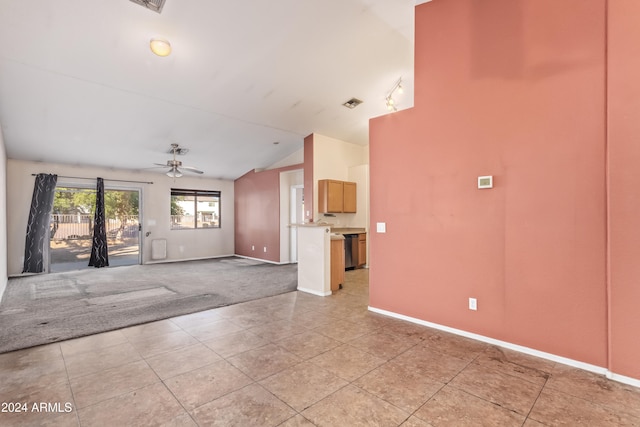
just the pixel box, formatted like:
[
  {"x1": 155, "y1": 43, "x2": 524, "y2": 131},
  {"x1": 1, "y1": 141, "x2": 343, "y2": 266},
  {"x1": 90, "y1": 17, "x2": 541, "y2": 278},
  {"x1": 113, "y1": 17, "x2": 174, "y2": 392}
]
[
  {"x1": 181, "y1": 166, "x2": 204, "y2": 174},
  {"x1": 142, "y1": 165, "x2": 169, "y2": 170},
  {"x1": 148, "y1": 144, "x2": 201, "y2": 176}
]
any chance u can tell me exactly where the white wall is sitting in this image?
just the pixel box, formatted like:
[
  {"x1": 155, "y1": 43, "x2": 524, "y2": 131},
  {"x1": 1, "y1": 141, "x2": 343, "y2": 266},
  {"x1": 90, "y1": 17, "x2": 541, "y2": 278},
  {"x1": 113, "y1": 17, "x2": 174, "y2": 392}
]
[
  {"x1": 268, "y1": 148, "x2": 304, "y2": 170},
  {"x1": 312, "y1": 134, "x2": 368, "y2": 228},
  {"x1": 0, "y1": 126, "x2": 7, "y2": 299},
  {"x1": 348, "y1": 164, "x2": 370, "y2": 232},
  {"x1": 6, "y1": 159, "x2": 235, "y2": 276}
]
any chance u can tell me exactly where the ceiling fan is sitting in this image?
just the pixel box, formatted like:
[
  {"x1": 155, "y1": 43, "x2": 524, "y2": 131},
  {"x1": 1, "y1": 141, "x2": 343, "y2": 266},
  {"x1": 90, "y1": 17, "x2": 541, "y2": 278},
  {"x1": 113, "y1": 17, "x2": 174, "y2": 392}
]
[{"x1": 153, "y1": 143, "x2": 204, "y2": 178}]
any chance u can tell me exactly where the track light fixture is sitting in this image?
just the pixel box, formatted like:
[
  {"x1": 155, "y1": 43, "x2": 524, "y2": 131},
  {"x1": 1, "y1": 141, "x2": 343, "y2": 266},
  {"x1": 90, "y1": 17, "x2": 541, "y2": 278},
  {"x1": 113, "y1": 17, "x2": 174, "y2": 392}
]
[{"x1": 385, "y1": 77, "x2": 404, "y2": 112}]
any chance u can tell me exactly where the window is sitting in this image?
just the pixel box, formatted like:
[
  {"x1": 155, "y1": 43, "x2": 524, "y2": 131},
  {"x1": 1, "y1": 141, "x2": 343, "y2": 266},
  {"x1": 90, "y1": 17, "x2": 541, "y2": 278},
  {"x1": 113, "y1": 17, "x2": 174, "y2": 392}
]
[{"x1": 170, "y1": 189, "x2": 221, "y2": 229}]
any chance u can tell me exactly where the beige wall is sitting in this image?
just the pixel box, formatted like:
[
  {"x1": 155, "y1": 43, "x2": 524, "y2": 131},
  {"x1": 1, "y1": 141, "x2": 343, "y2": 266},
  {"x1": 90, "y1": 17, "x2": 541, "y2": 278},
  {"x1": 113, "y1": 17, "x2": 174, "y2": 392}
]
[
  {"x1": 312, "y1": 134, "x2": 368, "y2": 228},
  {"x1": 268, "y1": 148, "x2": 304, "y2": 170},
  {"x1": 6, "y1": 159, "x2": 235, "y2": 276},
  {"x1": 0, "y1": 126, "x2": 7, "y2": 299}
]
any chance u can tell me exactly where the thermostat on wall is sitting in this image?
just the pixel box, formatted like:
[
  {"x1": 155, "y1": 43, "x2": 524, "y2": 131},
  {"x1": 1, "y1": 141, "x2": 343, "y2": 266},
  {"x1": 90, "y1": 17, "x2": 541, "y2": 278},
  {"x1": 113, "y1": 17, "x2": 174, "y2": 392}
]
[{"x1": 478, "y1": 175, "x2": 493, "y2": 189}]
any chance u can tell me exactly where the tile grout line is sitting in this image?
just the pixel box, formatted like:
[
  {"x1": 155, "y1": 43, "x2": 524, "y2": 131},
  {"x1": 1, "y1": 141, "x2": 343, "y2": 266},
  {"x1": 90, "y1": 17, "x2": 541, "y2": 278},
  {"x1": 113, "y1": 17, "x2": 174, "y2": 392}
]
[
  {"x1": 405, "y1": 381, "x2": 448, "y2": 426},
  {"x1": 67, "y1": 329, "x2": 166, "y2": 420},
  {"x1": 57, "y1": 342, "x2": 82, "y2": 427},
  {"x1": 159, "y1": 376, "x2": 204, "y2": 426},
  {"x1": 521, "y1": 373, "x2": 549, "y2": 427},
  {"x1": 444, "y1": 350, "x2": 541, "y2": 423}
]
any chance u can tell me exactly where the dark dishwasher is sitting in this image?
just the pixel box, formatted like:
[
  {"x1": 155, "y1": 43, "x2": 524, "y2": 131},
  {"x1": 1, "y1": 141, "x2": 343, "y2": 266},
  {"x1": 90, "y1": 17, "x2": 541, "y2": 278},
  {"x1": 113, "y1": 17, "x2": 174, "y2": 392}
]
[{"x1": 343, "y1": 234, "x2": 359, "y2": 270}]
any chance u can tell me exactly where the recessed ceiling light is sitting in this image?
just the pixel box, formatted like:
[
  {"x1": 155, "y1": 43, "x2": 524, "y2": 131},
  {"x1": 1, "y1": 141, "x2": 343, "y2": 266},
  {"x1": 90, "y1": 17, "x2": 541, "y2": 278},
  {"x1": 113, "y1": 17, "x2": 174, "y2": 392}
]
[{"x1": 342, "y1": 98, "x2": 363, "y2": 109}]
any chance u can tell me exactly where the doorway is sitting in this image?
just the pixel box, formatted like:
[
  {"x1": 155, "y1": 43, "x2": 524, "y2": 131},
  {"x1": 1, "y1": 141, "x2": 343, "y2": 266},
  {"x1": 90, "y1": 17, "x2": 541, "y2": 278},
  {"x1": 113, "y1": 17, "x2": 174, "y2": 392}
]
[
  {"x1": 49, "y1": 186, "x2": 141, "y2": 272},
  {"x1": 289, "y1": 185, "x2": 304, "y2": 263}
]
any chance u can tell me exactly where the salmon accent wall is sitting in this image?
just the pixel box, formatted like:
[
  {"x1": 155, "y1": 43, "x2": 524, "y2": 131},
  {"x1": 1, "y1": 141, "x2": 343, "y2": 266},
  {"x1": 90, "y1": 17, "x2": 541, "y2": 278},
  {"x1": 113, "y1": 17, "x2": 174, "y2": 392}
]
[
  {"x1": 234, "y1": 164, "x2": 303, "y2": 263},
  {"x1": 607, "y1": 0, "x2": 640, "y2": 380},
  {"x1": 370, "y1": 0, "x2": 609, "y2": 368}
]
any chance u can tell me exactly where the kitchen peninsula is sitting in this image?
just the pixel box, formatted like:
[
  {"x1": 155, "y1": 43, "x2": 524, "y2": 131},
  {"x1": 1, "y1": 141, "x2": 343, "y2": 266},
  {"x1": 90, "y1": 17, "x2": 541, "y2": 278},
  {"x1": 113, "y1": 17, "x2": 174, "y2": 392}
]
[{"x1": 296, "y1": 224, "x2": 333, "y2": 296}]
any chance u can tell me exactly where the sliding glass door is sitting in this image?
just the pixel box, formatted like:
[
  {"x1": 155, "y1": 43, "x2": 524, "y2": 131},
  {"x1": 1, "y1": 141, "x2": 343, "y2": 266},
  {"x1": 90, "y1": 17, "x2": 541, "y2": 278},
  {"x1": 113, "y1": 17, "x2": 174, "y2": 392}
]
[{"x1": 49, "y1": 186, "x2": 141, "y2": 272}]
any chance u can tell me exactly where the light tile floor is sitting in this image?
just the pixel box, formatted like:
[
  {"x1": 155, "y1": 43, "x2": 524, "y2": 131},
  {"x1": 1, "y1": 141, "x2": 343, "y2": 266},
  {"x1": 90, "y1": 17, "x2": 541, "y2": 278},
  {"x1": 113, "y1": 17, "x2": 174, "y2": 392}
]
[{"x1": 1, "y1": 269, "x2": 640, "y2": 426}]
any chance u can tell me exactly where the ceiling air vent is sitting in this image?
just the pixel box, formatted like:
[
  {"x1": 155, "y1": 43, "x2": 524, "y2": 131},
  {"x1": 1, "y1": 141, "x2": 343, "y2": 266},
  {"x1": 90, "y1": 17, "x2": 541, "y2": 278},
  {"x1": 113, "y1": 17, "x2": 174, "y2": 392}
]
[
  {"x1": 342, "y1": 98, "x2": 363, "y2": 109},
  {"x1": 129, "y1": 0, "x2": 166, "y2": 13}
]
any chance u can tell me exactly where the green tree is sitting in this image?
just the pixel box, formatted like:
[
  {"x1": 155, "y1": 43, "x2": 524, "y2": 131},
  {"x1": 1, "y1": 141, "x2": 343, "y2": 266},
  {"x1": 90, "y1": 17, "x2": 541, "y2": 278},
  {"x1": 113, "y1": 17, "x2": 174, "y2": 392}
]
[
  {"x1": 53, "y1": 188, "x2": 139, "y2": 219},
  {"x1": 171, "y1": 196, "x2": 185, "y2": 216},
  {"x1": 52, "y1": 188, "x2": 94, "y2": 214},
  {"x1": 105, "y1": 191, "x2": 139, "y2": 220}
]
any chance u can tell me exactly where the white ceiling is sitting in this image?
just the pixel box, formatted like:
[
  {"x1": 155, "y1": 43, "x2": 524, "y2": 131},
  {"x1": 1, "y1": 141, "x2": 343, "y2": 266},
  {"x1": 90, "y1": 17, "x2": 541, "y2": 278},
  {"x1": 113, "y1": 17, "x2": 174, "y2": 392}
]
[{"x1": 0, "y1": 0, "x2": 415, "y2": 180}]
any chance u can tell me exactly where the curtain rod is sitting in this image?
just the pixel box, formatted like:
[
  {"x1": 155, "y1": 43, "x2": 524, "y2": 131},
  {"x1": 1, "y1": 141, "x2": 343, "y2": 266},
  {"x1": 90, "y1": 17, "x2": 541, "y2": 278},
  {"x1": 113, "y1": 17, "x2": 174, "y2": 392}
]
[{"x1": 31, "y1": 174, "x2": 153, "y2": 185}]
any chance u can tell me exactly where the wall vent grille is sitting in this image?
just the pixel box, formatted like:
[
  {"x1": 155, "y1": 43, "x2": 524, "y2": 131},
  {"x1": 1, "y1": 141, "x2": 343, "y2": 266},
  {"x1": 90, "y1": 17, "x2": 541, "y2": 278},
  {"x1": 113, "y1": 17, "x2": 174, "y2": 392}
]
[{"x1": 129, "y1": 0, "x2": 166, "y2": 14}]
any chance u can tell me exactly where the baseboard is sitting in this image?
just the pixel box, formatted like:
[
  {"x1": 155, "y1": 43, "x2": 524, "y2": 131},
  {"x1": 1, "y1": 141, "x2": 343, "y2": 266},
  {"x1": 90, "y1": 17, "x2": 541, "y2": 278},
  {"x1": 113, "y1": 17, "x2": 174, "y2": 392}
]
[
  {"x1": 0, "y1": 276, "x2": 6, "y2": 303},
  {"x1": 297, "y1": 287, "x2": 331, "y2": 297},
  {"x1": 367, "y1": 306, "x2": 639, "y2": 387},
  {"x1": 606, "y1": 371, "x2": 640, "y2": 388},
  {"x1": 144, "y1": 254, "x2": 235, "y2": 265},
  {"x1": 234, "y1": 254, "x2": 290, "y2": 265},
  {"x1": 8, "y1": 272, "x2": 41, "y2": 278}
]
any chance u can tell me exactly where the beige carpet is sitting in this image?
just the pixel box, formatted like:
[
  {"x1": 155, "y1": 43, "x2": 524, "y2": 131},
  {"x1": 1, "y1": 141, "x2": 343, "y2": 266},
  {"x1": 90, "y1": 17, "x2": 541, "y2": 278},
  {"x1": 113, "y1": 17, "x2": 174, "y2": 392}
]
[{"x1": 0, "y1": 257, "x2": 297, "y2": 353}]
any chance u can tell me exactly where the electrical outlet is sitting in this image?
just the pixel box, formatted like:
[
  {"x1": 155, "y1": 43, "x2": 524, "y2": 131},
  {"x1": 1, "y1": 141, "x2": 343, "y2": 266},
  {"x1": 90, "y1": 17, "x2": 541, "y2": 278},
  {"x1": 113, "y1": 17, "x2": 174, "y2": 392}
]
[
  {"x1": 251, "y1": 245, "x2": 255, "y2": 251},
  {"x1": 263, "y1": 246, "x2": 267, "y2": 252},
  {"x1": 469, "y1": 298, "x2": 477, "y2": 311}
]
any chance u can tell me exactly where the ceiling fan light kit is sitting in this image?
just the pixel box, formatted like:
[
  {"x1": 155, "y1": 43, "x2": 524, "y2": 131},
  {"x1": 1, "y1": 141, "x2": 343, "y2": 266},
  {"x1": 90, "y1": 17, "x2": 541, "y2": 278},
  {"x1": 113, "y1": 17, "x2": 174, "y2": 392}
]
[{"x1": 166, "y1": 169, "x2": 183, "y2": 178}]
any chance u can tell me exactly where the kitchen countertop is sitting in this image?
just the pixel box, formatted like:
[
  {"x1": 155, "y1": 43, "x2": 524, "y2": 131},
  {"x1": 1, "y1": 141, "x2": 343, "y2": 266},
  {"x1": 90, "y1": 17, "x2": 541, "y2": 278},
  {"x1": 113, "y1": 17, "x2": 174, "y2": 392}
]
[
  {"x1": 288, "y1": 224, "x2": 366, "y2": 234},
  {"x1": 330, "y1": 227, "x2": 366, "y2": 234}
]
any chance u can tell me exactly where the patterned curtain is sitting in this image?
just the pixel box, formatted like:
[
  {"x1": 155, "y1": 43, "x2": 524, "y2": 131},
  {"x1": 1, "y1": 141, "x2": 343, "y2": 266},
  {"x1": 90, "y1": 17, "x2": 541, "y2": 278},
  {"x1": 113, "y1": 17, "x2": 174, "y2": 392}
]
[
  {"x1": 23, "y1": 174, "x2": 58, "y2": 273},
  {"x1": 89, "y1": 177, "x2": 109, "y2": 268}
]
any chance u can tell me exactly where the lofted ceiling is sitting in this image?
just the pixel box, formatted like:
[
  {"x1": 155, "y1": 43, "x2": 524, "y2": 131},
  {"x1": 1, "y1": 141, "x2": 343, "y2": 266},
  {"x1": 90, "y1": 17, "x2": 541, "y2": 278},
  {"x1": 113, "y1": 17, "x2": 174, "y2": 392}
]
[{"x1": 0, "y1": 0, "x2": 416, "y2": 180}]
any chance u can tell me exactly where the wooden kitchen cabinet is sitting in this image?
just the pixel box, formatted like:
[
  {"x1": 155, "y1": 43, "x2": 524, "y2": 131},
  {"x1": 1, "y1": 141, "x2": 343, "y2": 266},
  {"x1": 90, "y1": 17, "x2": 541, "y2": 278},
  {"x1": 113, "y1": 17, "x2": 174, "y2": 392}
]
[
  {"x1": 330, "y1": 237, "x2": 345, "y2": 291},
  {"x1": 357, "y1": 233, "x2": 367, "y2": 268},
  {"x1": 343, "y1": 182, "x2": 357, "y2": 213},
  {"x1": 318, "y1": 179, "x2": 357, "y2": 213},
  {"x1": 319, "y1": 180, "x2": 344, "y2": 213}
]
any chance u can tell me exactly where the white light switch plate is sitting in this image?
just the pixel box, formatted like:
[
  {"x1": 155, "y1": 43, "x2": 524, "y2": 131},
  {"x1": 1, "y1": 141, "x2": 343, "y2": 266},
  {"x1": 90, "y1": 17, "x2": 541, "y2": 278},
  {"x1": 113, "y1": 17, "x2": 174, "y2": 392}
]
[{"x1": 376, "y1": 222, "x2": 386, "y2": 233}]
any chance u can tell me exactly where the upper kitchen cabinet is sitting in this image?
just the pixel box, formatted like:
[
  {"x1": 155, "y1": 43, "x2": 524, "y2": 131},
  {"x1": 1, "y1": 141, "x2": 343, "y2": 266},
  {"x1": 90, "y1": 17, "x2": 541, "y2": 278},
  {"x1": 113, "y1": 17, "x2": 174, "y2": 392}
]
[
  {"x1": 342, "y1": 181, "x2": 357, "y2": 213},
  {"x1": 318, "y1": 179, "x2": 357, "y2": 213}
]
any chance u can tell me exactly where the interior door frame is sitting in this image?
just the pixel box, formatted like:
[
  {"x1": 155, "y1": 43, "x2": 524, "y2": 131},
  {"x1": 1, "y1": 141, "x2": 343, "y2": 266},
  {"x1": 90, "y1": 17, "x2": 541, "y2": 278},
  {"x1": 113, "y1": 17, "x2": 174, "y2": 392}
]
[{"x1": 289, "y1": 184, "x2": 304, "y2": 263}]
